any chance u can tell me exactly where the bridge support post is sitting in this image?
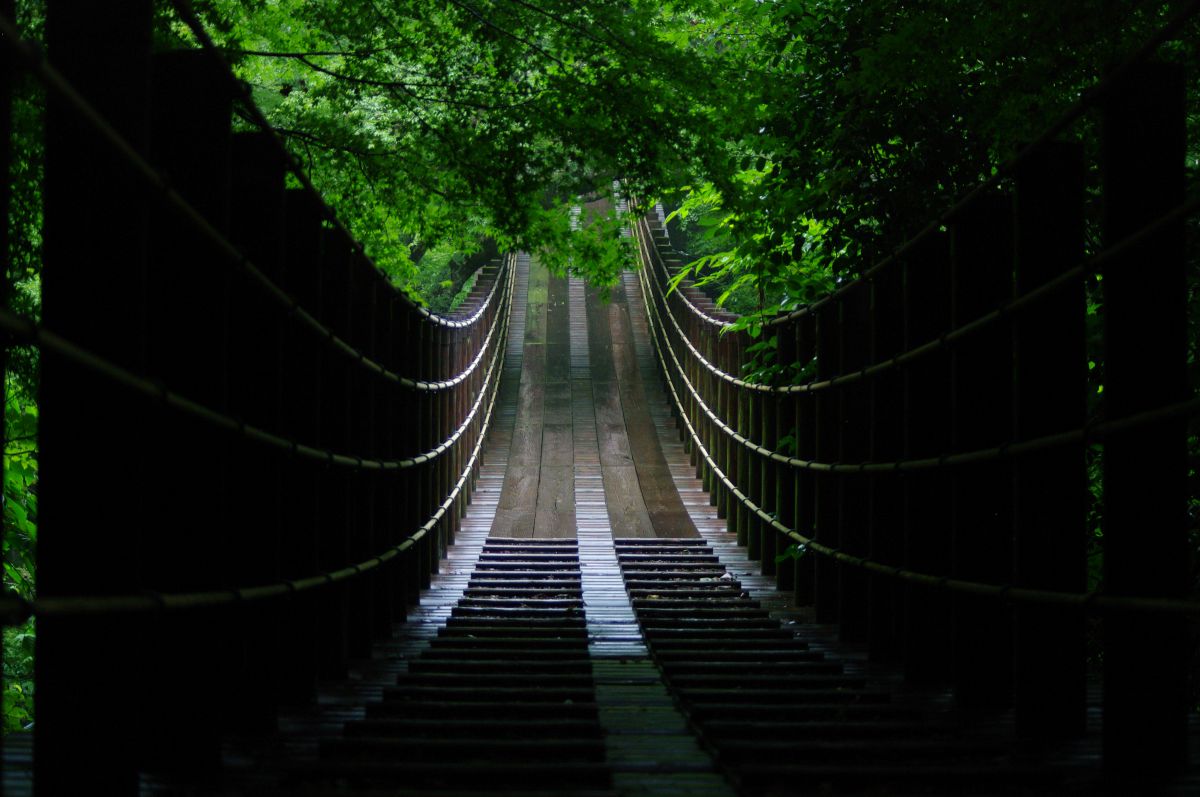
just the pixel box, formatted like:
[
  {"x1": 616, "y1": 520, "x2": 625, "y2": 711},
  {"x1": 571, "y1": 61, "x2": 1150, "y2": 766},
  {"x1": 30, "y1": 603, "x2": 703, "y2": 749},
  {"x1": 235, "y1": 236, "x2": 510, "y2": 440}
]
[
  {"x1": 949, "y1": 194, "x2": 1014, "y2": 708},
  {"x1": 1012, "y1": 142, "x2": 1087, "y2": 740},
  {"x1": 316, "y1": 229, "x2": 352, "y2": 680},
  {"x1": 38, "y1": 2, "x2": 153, "y2": 793},
  {"x1": 901, "y1": 232, "x2": 953, "y2": 684},
  {"x1": 792, "y1": 315, "x2": 817, "y2": 605},
  {"x1": 228, "y1": 131, "x2": 288, "y2": 733},
  {"x1": 774, "y1": 324, "x2": 797, "y2": 591},
  {"x1": 813, "y1": 303, "x2": 839, "y2": 623},
  {"x1": 278, "y1": 189, "x2": 326, "y2": 703},
  {"x1": 837, "y1": 285, "x2": 871, "y2": 641},
  {"x1": 867, "y1": 264, "x2": 904, "y2": 662},
  {"x1": 140, "y1": 48, "x2": 235, "y2": 774},
  {"x1": 760, "y1": 384, "x2": 778, "y2": 573},
  {"x1": 1100, "y1": 62, "x2": 1189, "y2": 775}
]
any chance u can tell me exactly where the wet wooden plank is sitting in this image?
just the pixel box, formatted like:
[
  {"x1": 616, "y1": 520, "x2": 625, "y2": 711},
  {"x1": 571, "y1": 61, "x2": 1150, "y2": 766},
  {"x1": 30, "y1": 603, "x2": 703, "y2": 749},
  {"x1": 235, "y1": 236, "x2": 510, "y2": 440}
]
[
  {"x1": 535, "y1": 465, "x2": 577, "y2": 538},
  {"x1": 495, "y1": 259, "x2": 549, "y2": 537},
  {"x1": 605, "y1": 277, "x2": 700, "y2": 539},
  {"x1": 542, "y1": 422, "x2": 575, "y2": 467},
  {"x1": 594, "y1": 383, "x2": 634, "y2": 466},
  {"x1": 508, "y1": 381, "x2": 545, "y2": 468},
  {"x1": 602, "y1": 465, "x2": 656, "y2": 538}
]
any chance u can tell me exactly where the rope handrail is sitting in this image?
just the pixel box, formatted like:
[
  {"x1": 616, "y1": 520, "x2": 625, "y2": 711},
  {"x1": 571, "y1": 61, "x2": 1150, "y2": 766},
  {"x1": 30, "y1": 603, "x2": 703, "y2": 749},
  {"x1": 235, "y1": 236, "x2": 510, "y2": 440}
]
[
  {"x1": 0, "y1": 13, "x2": 507, "y2": 393},
  {"x1": 169, "y1": 0, "x2": 494, "y2": 330},
  {"x1": 0, "y1": 277, "x2": 510, "y2": 627},
  {"x1": 636, "y1": 221, "x2": 1200, "y2": 474},
  {"x1": 0, "y1": 252, "x2": 514, "y2": 470},
  {"x1": 640, "y1": 189, "x2": 1200, "y2": 396},
  {"x1": 641, "y1": 221, "x2": 733, "y2": 331},
  {"x1": 635, "y1": 253, "x2": 1200, "y2": 619}
]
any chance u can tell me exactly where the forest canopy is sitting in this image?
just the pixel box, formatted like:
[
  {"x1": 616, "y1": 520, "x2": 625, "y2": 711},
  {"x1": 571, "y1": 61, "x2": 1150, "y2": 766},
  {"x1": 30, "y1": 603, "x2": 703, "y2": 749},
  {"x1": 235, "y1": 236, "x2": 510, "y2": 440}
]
[{"x1": 172, "y1": 0, "x2": 1196, "y2": 311}]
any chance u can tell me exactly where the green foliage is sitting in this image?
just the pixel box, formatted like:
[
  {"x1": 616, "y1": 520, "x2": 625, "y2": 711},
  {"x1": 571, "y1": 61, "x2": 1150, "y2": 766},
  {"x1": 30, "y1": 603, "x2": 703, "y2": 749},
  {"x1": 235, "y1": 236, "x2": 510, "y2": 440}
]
[
  {"x1": 2, "y1": 620, "x2": 34, "y2": 734},
  {"x1": 3, "y1": 383, "x2": 37, "y2": 604}
]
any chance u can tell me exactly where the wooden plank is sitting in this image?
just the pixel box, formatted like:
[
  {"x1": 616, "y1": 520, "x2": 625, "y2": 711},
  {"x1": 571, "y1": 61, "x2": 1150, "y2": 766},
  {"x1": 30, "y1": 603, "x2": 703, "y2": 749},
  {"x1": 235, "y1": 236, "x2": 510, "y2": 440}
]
[
  {"x1": 535, "y1": 465, "x2": 577, "y2": 538},
  {"x1": 606, "y1": 276, "x2": 701, "y2": 539},
  {"x1": 602, "y1": 465, "x2": 656, "y2": 538},
  {"x1": 495, "y1": 259, "x2": 549, "y2": 537},
  {"x1": 594, "y1": 382, "x2": 634, "y2": 466},
  {"x1": 492, "y1": 468, "x2": 539, "y2": 538},
  {"x1": 541, "y1": 422, "x2": 575, "y2": 467}
]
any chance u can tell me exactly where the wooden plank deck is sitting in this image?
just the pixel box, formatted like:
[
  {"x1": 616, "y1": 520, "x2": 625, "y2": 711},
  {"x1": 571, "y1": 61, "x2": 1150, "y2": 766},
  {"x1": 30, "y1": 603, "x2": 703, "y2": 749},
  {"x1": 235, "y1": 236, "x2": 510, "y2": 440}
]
[{"x1": 496, "y1": 256, "x2": 700, "y2": 541}]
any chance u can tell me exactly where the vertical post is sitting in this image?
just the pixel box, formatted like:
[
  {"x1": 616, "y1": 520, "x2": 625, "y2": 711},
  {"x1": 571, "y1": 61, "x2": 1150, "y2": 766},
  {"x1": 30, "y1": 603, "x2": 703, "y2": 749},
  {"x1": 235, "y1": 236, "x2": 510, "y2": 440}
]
[
  {"x1": 837, "y1": 285, "x2": 870, "y2": 642},
  {"x1": 141, "y1": 50, "x2": 234, "y2": 774},
  {"x1": 400, "y1": 311, "x2": 421, "y2": 610},
  {"x1": 1012, "y1": 141, "x2": 1086, "y2": 739},
  {"x1": 38, "y1": 3, "x2": 152, "y2": 793},
  {"x1": 868, "y1": 264, "x2": 904, "y2": 662},
  {"x1": 746, "y1": 384, "x2": 762, "y2": 562},
  {"x1": 775, "y1": 321, "x2": 798, "y2": 592},
  {"x1": 760, "y1": 378, "x2": 778, "y2": 574},
  {"x1": 949, "y1": 194, "x2": 1014, "y2": 708},
  {"x1": 278, "y1": 189, "x2": 324, "y2": 704},
  {"x1": 1101, "y1": 63, "x2": 1188, "y2": 774},
  {"x1": 227, "y1": 131, "x2": 287, "y2": 733},
  {"x1": 812, "y1": 302, "x2": 838, "y2": 622},
  {"x1": 316, "y1": 229, "x2": 350, "y2": 680},
  {"x1": 794, "y1": 314, "x2": 817, "y2": 605},
  {"x1": 902, "y1": 232, "x2": 953, "y2": 684}
]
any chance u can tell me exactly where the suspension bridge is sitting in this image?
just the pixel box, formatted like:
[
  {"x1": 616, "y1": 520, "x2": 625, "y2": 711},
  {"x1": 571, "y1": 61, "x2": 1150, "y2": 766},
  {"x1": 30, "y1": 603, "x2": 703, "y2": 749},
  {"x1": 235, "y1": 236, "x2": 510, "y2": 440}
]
[{"x1": 2, "y1": 2, "x2": 1200, "y2": 795}]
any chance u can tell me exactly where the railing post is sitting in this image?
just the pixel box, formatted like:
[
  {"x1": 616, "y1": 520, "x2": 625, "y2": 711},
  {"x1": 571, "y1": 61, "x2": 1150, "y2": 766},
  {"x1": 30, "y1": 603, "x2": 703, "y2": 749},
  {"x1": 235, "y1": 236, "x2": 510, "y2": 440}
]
[
  {"x1": 279, "y1": 189, "x2": 325, "y2": 704},
  {"x1": 901, "y1": 231, "x2": 953, "y2": 684},
  {"x1": 746, "y1": 380, "x2": 762, "y2": 563},
  {"x1": 868, "y1": 264, "x2": 904, "y2": 662},
  {"x1": 1012, "y1": 141, "x2": 1086, "y2": 739},
  {"x1": 1100, "y1": 62, "x2": 1189, "y2": 775},
  {"x1": 794, "y1": 313, "x2": 817, "y2": 605},
  {"x1": 228, "y1": 131, "x2": 287, "y2": 733},
  {"x1": 837, "y1": 284, "x2": 870, "y2": 641},
  {"x1": 348, "y1": 254, "x2": 377, "y2": 656},
  {"x1": 760, "y1": 365, "x2": 778, "y2": 575},
  {"x1": 400, "y1": 311, "x2": 421, "y2": 609},
  {"x1": 715, "y1": 327, "x2": 730, "y2": 522},
  {"x1": 39, "y1": 2, "x2": 152, "y2": 793},
  {"x1": 369, "y1": 273, "x2": 394, "y2": 639},
  {"x1": 812, "y1": 302, "x2": 838, "y2": 622},
  {"x1": 949, "y1": 194, "x2": 1014, "y2": 708},
  {"x1": 142, "y1": 48, "x2": 235, "y2": 774},
  {"x1": 315, "y1": 228, "x2": 350, "y2": 680},
  {"x1": 774, "y1": 320, "x2": 798, "y2": 592}
]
